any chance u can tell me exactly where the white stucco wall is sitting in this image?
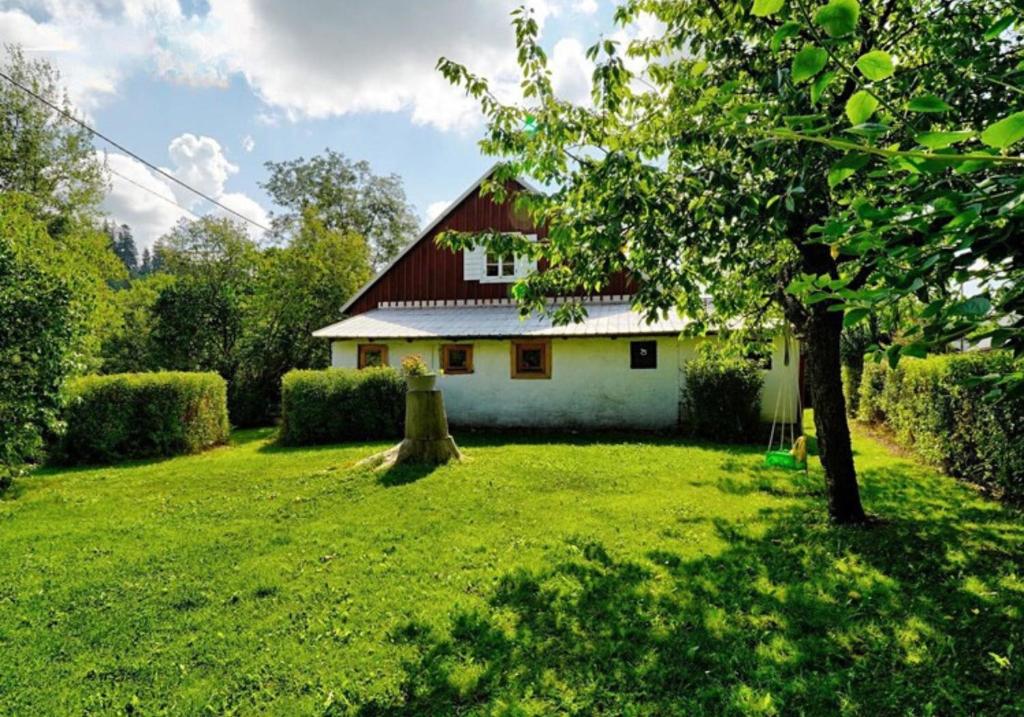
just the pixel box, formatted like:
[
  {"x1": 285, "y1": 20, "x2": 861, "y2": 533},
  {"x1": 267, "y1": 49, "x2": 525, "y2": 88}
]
[{"x1": 330, "y1": 334, "x2": 801, "y2": 430}]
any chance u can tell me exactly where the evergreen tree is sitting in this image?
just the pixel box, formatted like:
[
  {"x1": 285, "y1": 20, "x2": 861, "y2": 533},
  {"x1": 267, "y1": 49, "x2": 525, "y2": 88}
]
[{"x1": 112, "y1": 224, "x2": 138, "y2": 276}]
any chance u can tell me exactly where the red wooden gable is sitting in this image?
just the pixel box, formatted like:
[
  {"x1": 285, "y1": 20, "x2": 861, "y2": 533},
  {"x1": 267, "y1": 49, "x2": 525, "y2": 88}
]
[{"x1": 343, "y1": 170, "x2": 632, "y2": 316}]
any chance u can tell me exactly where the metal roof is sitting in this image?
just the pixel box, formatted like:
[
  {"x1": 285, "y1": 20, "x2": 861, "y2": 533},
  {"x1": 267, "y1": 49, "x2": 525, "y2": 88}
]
[{"x1": 312, "y1": 300, "x2": 691, "y2": 340}]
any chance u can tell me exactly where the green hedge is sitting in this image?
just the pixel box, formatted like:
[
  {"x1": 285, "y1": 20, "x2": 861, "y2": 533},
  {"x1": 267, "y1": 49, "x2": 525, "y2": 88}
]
[
  {"x1": 683, "y1": 345, "x2": 764, "y2": 442},
  {"x1": 842, "y1": 363, "x2": 863, "y2": 418},
  {"x1": 857, "y1": 353, "x2": 1024, "y2": 500},
  {"x1": 58, "y1": 372, "x2": 229, "y2": 464},
  {"x1": 279, "y1": 367, "x2": 405, "y2": 446}
]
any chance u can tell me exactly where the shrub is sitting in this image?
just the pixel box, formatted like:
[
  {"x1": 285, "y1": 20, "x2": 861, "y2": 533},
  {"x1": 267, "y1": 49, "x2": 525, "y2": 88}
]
[
  {"x1": 279, "y1": 367, "x2": 405, "y2": 446},
  {"x1": 855, "y1": 353, "x2": 1024, "y2": 501},
  {"x1": 0, "y1": 202, "x2": 78, "y2": 488},
  {"x1": 58, "y1": 372, "x2": 229, "y2": 464},
  {"x1": 683, "y1": 345, "x2": 764, "y2": 442},
  {"x1": 857, "y1": 361, "x2": 888, "y2": 424}
]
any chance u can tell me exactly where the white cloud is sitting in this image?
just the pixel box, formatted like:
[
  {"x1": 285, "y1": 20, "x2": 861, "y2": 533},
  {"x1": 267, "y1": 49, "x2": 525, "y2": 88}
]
[
  {"x1": 0, "y1": 0, "x2": 183, "y2": 117},
  {"x1": 1, "y1": 0, "x2": 571, "y2": 131},
  {"x1": 100, "y1": 132, "x2": 267, "y2": 248},
  {"x1": 101, "y1": 152, "x2": 192, "y2": 251},
  {"x1": 165, "y1": 133, "x2": 238, "y2": 201},
  {"x1": 241, "y1": 134, "x2": 255, "y2": 152},
  {"x1": 212, "y1": 191, "x2": 271, "y2": 240},
  {"x1": 550, "y1": 38, "x2": 594, "y2": 105},
  {"x1": 425, "y1": 200, "x2": 452, "y2": 224},
  {"x1": 573, "y1": 0, "x2": 599, "y2": 14}
]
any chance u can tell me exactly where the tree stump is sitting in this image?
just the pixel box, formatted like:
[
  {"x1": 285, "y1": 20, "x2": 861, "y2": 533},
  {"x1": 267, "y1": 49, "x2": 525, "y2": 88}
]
[{"x1": 357, "y1": 387, "x2": 461, "y2": 471}]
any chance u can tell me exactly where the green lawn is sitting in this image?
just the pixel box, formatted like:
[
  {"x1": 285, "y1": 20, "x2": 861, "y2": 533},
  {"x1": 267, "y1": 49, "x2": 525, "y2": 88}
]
[{"x1": 1, "y1": 419, "x2": 1022, "y2": 715}]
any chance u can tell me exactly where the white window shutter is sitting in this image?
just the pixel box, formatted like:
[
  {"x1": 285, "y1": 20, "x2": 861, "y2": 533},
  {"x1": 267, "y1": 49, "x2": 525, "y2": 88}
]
[
  {"x1": 514, "y1": 234, "x2": 538, "y2": 279},
  {"x1": 463, "y1": 246, "x2": 484, "y2": 281}
]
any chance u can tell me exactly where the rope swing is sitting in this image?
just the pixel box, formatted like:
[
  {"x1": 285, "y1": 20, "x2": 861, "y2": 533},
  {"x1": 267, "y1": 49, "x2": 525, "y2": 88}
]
[{"x1": 764, "y1": 326, "x2": 808, "y2": 471}]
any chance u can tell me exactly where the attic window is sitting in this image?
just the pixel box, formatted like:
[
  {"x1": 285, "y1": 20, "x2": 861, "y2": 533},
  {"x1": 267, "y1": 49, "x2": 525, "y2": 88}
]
[{"x1": 486, "y1": 251, "x2": 516, "y2": 278}]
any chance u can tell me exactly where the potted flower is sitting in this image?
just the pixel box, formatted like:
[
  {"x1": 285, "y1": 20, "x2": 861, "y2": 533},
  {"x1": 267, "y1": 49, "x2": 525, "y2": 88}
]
[{"x1": 401, "y1": 353, "x2": 437, "y2": 391}]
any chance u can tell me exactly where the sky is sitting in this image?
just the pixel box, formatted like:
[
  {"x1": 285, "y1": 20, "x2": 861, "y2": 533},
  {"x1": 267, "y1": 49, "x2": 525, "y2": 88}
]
[{"x1": 0, "y1": 0, "x2": 657, "y2": 250}]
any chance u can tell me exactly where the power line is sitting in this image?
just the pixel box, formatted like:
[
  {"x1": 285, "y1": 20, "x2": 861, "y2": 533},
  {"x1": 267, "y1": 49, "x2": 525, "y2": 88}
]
[
  {"x1": 106, "y1": 165, "x2": 201, "y2": 222},
  {"x1": 0, "y1": 70, "x2": 272, "y2": 233}
]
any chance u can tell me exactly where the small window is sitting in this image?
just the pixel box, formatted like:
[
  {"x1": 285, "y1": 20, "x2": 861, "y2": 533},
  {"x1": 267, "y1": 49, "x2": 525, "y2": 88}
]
[
  {"x1": 441, "y1": 344, "x2": 474, "y2": 374},
  {"x1": 511, "y1": 340, "x2": 551, "y2": 379},
  {"x1": 486, "y1": 251, "x2": 516, "y2": 278},
  {"x1": 630, "y1": 340, "x2": 657, "y2": 369},
  {"x1": 358, "y1": 343, "x2": 388, "y2": 369}
]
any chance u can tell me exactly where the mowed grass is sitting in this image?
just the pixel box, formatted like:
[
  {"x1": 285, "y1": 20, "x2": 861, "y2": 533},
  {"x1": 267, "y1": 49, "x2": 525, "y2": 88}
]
[{"x1": 1, "y1": 419, "x2": 1023, "y2": 715}]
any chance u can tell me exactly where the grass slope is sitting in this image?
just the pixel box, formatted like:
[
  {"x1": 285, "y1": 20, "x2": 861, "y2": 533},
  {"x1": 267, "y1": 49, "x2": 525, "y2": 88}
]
[{"x1": 1, "y1": 421, "x2": 1022, "y2": 715}]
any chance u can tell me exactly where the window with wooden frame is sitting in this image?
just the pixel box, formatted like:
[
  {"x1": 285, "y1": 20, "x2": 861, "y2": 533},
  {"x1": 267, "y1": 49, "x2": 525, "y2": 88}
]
[
  {"x1": 357, "y1": 343, "x2": 388, "y2": 369},
  {"x1": 441, "y1": 344, "x2": 474, "y2": 374},
  {"x1": 510, "y1": 340, "x2": 551, "y2": 379},
  {"x1": 485, "y1": 251, "x2": 516, "y2": 278}
]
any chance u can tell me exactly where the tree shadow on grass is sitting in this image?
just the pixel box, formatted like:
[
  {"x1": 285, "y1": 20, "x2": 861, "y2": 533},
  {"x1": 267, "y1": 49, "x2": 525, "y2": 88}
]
[
  {"x1": 354, "y1": 466, "x2": 1024, "y2": 716},
  {"x1": 376, "y1": 461, "x2": 444, "y2": 488}
]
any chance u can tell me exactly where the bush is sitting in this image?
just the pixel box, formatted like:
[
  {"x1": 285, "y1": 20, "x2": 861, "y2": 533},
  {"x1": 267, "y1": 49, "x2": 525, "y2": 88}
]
[
  {"x1": 855, "y1": 353, "x2": 1024, "y2": 501},
  {"x1": 58, "y1": 372, "x2": 229, "y2": 464},
  {"x1": 0, "y1": 203, "x2": 77, "y2": 488},
  {"x1": 683, "y1": 345, "x2": 764, "y2": 442},
  {"x1": 279, "y1": 367, "x2": 405, "y2": 446},
  {"x1": 857, "y1": 361, "x2": 888, "y2": 424}
]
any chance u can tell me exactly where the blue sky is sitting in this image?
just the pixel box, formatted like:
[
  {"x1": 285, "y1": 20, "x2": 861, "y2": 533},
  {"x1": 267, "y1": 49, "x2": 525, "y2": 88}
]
[{"x1": 0, "y1": 0, "x2": 647, "y2": 248}]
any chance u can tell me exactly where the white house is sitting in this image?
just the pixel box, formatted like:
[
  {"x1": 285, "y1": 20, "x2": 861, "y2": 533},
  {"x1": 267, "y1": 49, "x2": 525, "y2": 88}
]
[{"x1": 314, "y1": 167, "x2": 801, "y2": 430}]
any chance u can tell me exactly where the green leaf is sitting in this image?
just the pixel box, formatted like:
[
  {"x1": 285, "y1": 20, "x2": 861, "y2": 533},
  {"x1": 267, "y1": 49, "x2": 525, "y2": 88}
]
[
  {"x1": 886, "y1": 344, "x2": 902, "y2": 368},
  {"x1": 792, "y1": 45, "x2": 828, "y2": 83},
  {"x1": 752, "y1": 0, "x2": 785, "y2": 17},
  {"x1": 902, "y1": 342, "x2": 928, "y2": 359},
  {"x1": 946, "y1": 208, "x2": 980, "y2": 229},
  {"x1": 907, "y1": 95, "x2": 951, "y2": 113},
  {"x1": 957, "y1": 296, "x2": 992, "y2": 317},
  {"x1": 770, "y1": 21, "x2": 802, "y2": 52},
  {"x1": 814, "y1": 0, "x2": 860, "y2": 37},
  {"x1": 983, "y1": 14, "x2": 1015, "y2": 40},
  {"x1": 810, "y1": 71, "x2": 836, "y2": 104},
  {"x1": 845, "y1": 90, "x2": 878, "y2": 125},
  {"x1": 843, "y1": 307, "x2": 870, "y2": 328},
  {"x1": 855, "y1": 50, "x2": 894, "y2": 81},
  {"x1": 981, "y1": 111, "x2": 1024, "y2": 150},
  {"x1": 828, "y1": 153, "x2": 870, "y2": 188},
  {"x1": 915, "y1": 130, "x2": 974, "y2": 149}
]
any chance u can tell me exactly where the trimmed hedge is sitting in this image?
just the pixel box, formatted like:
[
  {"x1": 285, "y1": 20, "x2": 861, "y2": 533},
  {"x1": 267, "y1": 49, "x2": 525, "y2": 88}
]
[
  {"x1": 857, "y1": 353, "x2": 1024, "y2": 500},
  {"x1": 279, "y1": 367, "x2": 405, "y2": 446},
  {"x1": 841, "y1": 363, "x2": 863, "y2": 418},
  {"x1": 58, "y1": 372, "x2": 229, "y2": 464},
  {"x1": 683, "y1": 345, "x2": 764, "y2": 442}
]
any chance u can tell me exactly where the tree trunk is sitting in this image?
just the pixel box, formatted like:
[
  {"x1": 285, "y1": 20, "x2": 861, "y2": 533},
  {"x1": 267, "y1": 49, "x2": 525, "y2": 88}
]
[
  {"x1": 357, "y1": 388, "x2": 461, "y2": 471},
  {"x1": 804, "y1": 306, "x2": 867, "y2": 524}
]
